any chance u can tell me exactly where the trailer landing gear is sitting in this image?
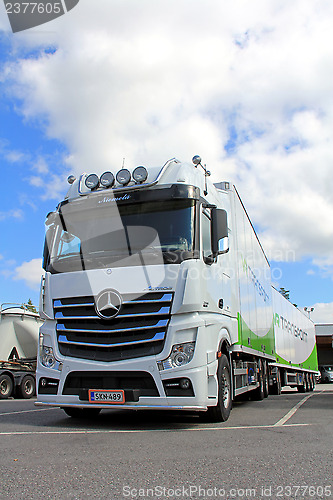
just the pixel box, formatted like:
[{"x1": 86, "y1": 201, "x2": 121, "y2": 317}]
[
  {"x1": 270, "y1": 369, "x2": 281, "y2": 395},
  {"x1": 252, "y1": 359, "x2": 266, "y2": 401}
]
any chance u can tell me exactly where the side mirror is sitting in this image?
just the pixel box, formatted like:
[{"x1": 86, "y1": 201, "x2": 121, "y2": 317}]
[
  {"x1": 45, "y1": 211, "x2": 57, "y2": 226},
  {"x1": 42, "y1": 226, "x2": 55, "y2": 270},
  {"x1": 211, "y1": 208, "x2": 229, "y2": 257}
]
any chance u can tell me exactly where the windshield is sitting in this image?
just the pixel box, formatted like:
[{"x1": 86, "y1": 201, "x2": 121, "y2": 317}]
[{"x1": 46, "y1": 199, "x2": 196, "y2": 273}]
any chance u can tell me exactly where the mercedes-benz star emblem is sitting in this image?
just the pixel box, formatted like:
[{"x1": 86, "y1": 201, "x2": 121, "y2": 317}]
[{"x1": 95, "y1": 290, "x2": 122, "y2": 320}]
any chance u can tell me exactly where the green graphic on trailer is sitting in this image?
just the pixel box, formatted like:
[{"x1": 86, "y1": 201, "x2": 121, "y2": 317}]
[
  {"x1": 276, "y1": 344, "x2": 318, "y2": 371},
  {"x1": 237, "y1": 313, "x2": 275, "y2": 356}
]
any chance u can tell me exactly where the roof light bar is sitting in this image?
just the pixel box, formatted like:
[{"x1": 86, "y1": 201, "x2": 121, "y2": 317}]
[{"x1": 84, "y1": 165, "x2": 148, "y2": 191}]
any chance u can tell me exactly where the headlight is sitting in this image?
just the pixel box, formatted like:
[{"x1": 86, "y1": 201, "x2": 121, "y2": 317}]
[
  {"x1": 158, "y1": 342, "x2": 195, "y2": 370},
  {"x1": 39, "y1": 333, "x2": 62, "y2": 370},
  {"x1": 40, "y1": 345, "x2": 57, "y2": 368}
]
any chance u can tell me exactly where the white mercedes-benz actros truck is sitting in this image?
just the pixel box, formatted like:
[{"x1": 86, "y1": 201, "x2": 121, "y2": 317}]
[{"x1": 36, "y1": 156, "x2": 318, "y2": 420}]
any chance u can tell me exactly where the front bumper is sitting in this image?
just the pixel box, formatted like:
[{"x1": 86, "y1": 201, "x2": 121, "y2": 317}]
[
  {"x1": 36, "y1": 358, "x2": 218, "y2": 411},
  {"x1": 35, "y1": 401, "x2": 207, "y2": 411}
]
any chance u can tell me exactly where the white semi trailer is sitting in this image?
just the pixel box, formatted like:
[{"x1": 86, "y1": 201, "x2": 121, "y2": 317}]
[
  {"x1": 36, "y1": 156, "x2": 318, "y2": 420},
  {"x1": 0, "y1": 304, "x2": 42, "y2": 399}
]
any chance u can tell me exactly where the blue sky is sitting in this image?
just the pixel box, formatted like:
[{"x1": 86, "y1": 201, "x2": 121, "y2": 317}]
[
  {"x1": 0, "y1": 33, "x2": 68, "y2": 306},
  {"x1": 0, "y1": 1, "x2": 332, "y2": 322}
]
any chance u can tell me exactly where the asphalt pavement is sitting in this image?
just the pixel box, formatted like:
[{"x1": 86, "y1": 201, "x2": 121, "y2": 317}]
[{"x1": 0, "y1": 385, "x2": 332, "y2": 500}]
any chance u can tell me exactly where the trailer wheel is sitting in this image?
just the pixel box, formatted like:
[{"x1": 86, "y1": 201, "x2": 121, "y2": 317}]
[
  {"x1": 271, "y1": 369, "x2": 281, "y2": 395},
  {"x1": 17, "y1": 375, "x2": 36, "y2": 399},
  {"x1": 204, "y1": 354, "x2": 232, "y2": 422},
  {"x1": 305, "y1": 373, "x2": 311, "y2": 392},
  {"x1": 62, "y1": 407, "x2": 101, "y2": 419},
  {"x1": 309, "y1": 374, "x2": 314, "y2": 392},
  {"x1": 0, "y1": 374, "x2": 14, "y2": 399}
]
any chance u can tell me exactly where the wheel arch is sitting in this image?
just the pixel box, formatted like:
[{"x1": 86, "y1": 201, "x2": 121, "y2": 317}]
[
  {"x1": 0, "y1": 370, "x2": 15, "y2": 384},
  {"x1": 217, "y1": 328, "x2": 232, "y2": 355},
  {"x1": 217, "y1": 329, "x2": 233, "y2": 398}
]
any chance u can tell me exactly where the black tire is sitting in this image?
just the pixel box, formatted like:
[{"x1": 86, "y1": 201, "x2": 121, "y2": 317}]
[
  {"x1": 62, "y1": 407, "x2": 101, "y2": 419},
  {"x1": 252, "y1": 359, "x2": 265, "y2": 400},
  {"x1": 0, "y1": 374, "x2": 14, "y2": 399},
  {"x1": 305, "y1": 373, "x2": 310, "y2": 392},
  {"x1": 204, "y1": 354, "x2": 232, "y2": 422},
  {"x1": 309, "y1": 374, "x2": 314, "y2": 392},
  {"x1": 17, "y1": 375, "x2": 36, "y2": 399},
  {"x1": 270, "y1": 369, "x2": 281, "y2": 395}
]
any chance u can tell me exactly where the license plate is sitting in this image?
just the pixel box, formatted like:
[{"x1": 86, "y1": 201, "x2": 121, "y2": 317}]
[{"x1": 88, "y1": 389, "x2": 125, "y2": 404}]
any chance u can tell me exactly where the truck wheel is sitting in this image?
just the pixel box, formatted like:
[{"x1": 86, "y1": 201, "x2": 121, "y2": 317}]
[
  {"x1": 17, "y1": 375, "x2": 36, "y2": 399},
  {"x1": 62, "y1": 407, "x2": 101, "y2": 419},
  {"x1": 309, "y1": 375, "x2": 314, "y2": 391},
  {"x1": 271, "y1": 369, "x2": 281, "y2": 395},
  {"x1": 204, "y1": 354, "x2": 232, "y2": 422},
  {"x1": 0, "y1": 374, "x2": 14, "y2": 399},
  {"x1": 305, "y1": 373, "x2": 310, "y2": 392}
]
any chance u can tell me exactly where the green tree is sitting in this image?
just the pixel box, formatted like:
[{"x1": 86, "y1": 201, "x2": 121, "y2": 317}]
[
  {"x1": 279, "y1": 287, "x2": 290, "y2": 300},
  {"x1": 25, "y1": 298, "x2": 37, "y2": 314}
]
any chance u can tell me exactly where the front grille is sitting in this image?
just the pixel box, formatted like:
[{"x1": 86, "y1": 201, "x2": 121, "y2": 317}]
[
  {"x1": 62, "y1": 371, "x2": 159, "y2": 397},
  {"x1": 54, "y1": 292, "x2": 173, "y2": 362}
]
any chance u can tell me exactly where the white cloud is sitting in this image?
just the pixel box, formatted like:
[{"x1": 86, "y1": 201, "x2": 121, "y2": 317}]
[
  {"x1": 39, "y1": 173, "x2": 69, "y2": 201},
  {"x1": 2, "y1": 0, "x2": 333, "y2": 276},
  {"x1": 13, "y1": 258, "x2": 43, "y2": 290},
  {"x1": 309, "y1": 302, "x2": 333, "y2": 325},
  {"x1": 33, "y1": 156, "x2": 49, "y2": 174},
  {"x1": 28, "y1": 175, "x2": 44, "y2": 187},
  {"x1": 0, "y1": 258, "x2": 17, "y2": 279},
  {"x1": 0, "y1": 139, "x2": 30, "y2": 164},
  {"x1": 18, "y1": 193, "x2": 37, "y2": 211},
  {"x1": 0, "y1": 209, "x2": 24, "y2": 221},
  {"x1": 5, "y1": 150, "x2": 28, "y2": 163}
]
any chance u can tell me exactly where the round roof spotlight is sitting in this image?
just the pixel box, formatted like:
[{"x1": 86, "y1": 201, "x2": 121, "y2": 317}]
[
  {"x1": 192, "y1": 155, "x2": 202, "y2": 166},
  {"x1": 116, "y1": 169, "x2": 131, "y2": 186},
  {"x1": 100, "y1": 171, "x2": 115, "y2": 188},
  {"x1": 67, "y1": 175, "x2": 76, "y2": 184},
  {"x1": 85, "y1": 173, "x2": 99, "y2": 190},
  {"x1": 133, "y1": 166, "x2": 148, "y2": 184}
]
